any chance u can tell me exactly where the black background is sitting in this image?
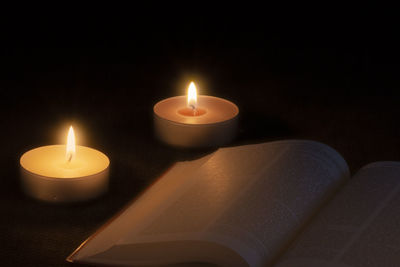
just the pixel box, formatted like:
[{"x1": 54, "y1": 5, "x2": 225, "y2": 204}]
[{"x1": 1, "y1": 9, "x2": 400, "y2": 266}]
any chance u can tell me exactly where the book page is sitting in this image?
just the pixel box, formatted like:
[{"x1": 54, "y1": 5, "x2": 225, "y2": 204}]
[
  {"x1": 69, "y1": 153, "x2": 215, "y2": 262},
  {"x1": 275, "y1": 161, "x2": 400, "y2": 267},
  {"x1": 70, "y1": 140, "x2": 349, "y2": 267},
  {"x1": 201, "y1": 140, "x2": 349, "y2": 267}
]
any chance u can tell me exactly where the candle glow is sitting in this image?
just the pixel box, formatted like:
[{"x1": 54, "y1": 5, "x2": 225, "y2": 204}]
[
  {"x1": 20, "y1": 125, "x2": 110, "y2": 202},
  {"x1": 66, "y1": 126, "x2": 76, "y2": 162},
  {"x1": 178, "y1": 82, "x2": 206, "y2": 117},
  {"x1": 154, "y1": 81, "x2": 239, "y2": 147},
  {"x1": 187, "y1": 82, "x2": 197, "y2": 110}
]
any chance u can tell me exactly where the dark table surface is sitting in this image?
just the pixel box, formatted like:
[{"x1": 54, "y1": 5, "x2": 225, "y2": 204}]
[{"x1": 1, "y1": 13, "x2": 400, "y2": 266}]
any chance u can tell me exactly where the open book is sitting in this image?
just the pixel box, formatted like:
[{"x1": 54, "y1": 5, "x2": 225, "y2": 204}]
[{"x1": 67, "y1": 140, "x2": 400, "y2": 267}]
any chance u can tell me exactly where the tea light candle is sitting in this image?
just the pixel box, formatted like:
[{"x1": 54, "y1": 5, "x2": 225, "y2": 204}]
[
  {"x1": 20, "y1": 126, "x2": 110, "y2": 203},
  {"x1": 154, "y1": 82, "x2": 239, "y2": 148}
]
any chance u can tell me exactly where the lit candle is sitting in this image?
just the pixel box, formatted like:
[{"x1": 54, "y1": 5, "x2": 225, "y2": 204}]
[
  {"x1": 20, "y1": 126, "x2": 110, "y2": 203},
  {"x1": 153, "y1": 82, "x2": 239, "y2": 147}
]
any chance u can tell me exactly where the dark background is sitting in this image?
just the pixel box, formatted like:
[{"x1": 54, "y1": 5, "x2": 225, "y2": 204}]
[{"x1": 0, "y1": 10, "x2": 399, "y2": 266}]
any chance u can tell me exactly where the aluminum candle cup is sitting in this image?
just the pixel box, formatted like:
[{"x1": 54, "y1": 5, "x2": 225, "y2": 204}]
[
  {"x1": 20, "y1": 145, "x2": 109, "y2": 203},
  {"x1": 153, "y1": 95, "x2": 239, "y2": 148},
  {"x1": 20, "y1": 127, "x2": 110, "y2": 203}
]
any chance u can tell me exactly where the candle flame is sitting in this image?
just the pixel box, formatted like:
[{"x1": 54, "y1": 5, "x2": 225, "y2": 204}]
[
  {"x1": 187, "y1": 82, "x2": 197, "y2": 110},
  {"x1": 66, "y1": 126, "x2": 76, "y2": 162}
]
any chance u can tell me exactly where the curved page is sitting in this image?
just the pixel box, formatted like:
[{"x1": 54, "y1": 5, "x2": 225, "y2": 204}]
[
  {"x1": 69, "y1": 140, "x2": 349, "y2": 267},
  {"x1": 275, "y1": 162, "x2": 400, "y2": 267}
]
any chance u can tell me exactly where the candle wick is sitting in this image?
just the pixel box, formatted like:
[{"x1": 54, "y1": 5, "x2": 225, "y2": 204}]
[
  {"x1": 67, "y1": 154, "x2": 72, "y2": 163},
  {"x1": 189, "y1": 104, "x2": 197, "y2": 116}
]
